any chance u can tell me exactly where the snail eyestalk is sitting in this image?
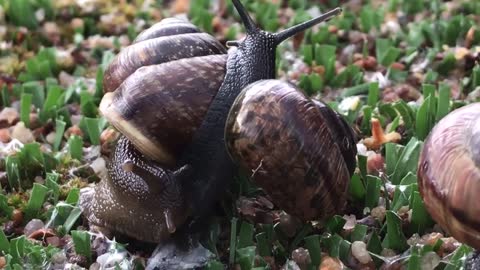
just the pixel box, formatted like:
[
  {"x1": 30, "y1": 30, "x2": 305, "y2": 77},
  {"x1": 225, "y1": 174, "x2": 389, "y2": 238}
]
[
  {"x1": 122, "y1": 160, "x2": 170, "y2": 191},
  {"x1": 226, "y1": 40, "x2": 240, "y2": 48},
  {"x1": 274, "y1": 7, "x2": 342, "y2": 44},
  {"x1": 232, "y1": 0, "x2": 257, "y2": 34}
]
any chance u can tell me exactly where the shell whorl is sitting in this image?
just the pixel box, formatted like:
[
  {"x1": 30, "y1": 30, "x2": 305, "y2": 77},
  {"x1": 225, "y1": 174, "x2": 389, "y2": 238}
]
[
  {"x1": 100, "y1": 54, "x2": 228, "y2": 165},
  {"x1": 103, "y1": 19, "x2": 227, "y2": 93}
]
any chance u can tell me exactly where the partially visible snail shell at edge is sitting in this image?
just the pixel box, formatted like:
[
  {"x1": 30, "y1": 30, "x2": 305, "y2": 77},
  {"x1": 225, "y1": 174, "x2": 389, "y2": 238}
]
[
  {"x1": 418, "y1": 103, "x2": 480, "y2": 249},
  {"x1": 79, "y1": 0, "x2": 356, "y2": 244}
]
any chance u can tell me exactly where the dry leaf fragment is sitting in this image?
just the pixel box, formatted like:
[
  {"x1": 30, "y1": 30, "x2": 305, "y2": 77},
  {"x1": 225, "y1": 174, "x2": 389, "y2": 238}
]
[{"x1": 363, "y1": 118, "x2": 401, "y2": 150}]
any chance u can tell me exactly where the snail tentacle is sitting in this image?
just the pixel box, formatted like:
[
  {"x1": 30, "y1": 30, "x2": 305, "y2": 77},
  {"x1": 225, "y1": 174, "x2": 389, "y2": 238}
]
[{"x1": 274, "y1": 7, "x2": 342, "y2": 44}]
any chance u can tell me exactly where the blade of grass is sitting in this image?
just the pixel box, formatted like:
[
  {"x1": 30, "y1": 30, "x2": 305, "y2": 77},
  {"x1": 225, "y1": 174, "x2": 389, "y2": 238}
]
[
  {"x1": 238, "y1": 222, "x2": 254, "y2": 249},
  {"x1": 25, "y1": 183, "x2": 49, "y2": 220},
  {"x1": 365, "y1": 176, "x2": 381, "y2": 209},
  {"x1": 384, "y1": 211, "x2": 408, "y2": 252},
  {"x1": 0, "y1": 194, "x2": 13, "y2": 218},
  {"x1": 367, "y1": 82, "x2": 380, "y2": 107},
  {"x1": 229, "y1": 217, "x2": 238, "y2": 265},
  {"x1": 255, "y1": 233, "x2": 271, "y2": 257},
  {"x1": 64, "y1": 207, "x2": 83, "y2": 233},
  {"x1": 0, "y1": 230, "x2": 9, "y2": 254},
  {"x1": 71, "y1": 230, "x2": 92, "y2": 263},
  {"x1": 305, "y1": 235, "x2": 321, "y2": 267},
  {"x1": 68, "y1": 135, "x2": 83, "y2": 160},
  {"x1": 436, "y1": 83, "x2": 450, "y2": 122},
  {"x1": 45, "y1": 173, "x2": 60, "y2": 204},
  {"x1": 20, "y1": 93, "x2": 33, "y2": 128},
  {"x1": 66, "y1": 188, "x2": 80, "y2": 205},
  {"x1": 391, "y1": 137, "x2": 422, "y2": 184},
  {"x1": 53, "y1": 120, "x2": 66, "y2": 151}
]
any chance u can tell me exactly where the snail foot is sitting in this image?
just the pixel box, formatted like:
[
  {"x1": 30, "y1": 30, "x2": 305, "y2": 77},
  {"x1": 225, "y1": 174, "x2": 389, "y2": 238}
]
[
  {"x1": 146, "y1": 236, "x2": 214, "y2": 270},
  {"x1": 465, "y1": 250, "x2": 480, "y2": 270}
]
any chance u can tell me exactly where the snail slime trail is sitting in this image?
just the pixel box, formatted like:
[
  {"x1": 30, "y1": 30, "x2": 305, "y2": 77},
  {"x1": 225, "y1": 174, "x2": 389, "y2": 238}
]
[{"x1": 80, "y1": 1, "x2": 348, "y2": 268}]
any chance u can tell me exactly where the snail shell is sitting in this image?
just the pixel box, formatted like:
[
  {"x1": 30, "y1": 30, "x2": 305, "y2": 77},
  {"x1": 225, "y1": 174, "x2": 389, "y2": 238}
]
[
  {"x1": 100, "y1": 54, "x2": 227, "y2": 166},
  {"x1": 225, "y1": 80, "x2": 357, "y2": 221},
  {"x1": 103, "y1": 18, "x2": 226, "y2": 93},
  {"x1": 100, "y1": 18, "x2": 227, "y2": 165},
  {"x1": 418, "y1": 102, "x2": 480, "y2": 249}
]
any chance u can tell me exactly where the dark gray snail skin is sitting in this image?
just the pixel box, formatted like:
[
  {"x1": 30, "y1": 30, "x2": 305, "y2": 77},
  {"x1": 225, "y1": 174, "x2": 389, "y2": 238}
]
[{"x1": 80, "y1": 0, "x2": 344, "y2": 249}]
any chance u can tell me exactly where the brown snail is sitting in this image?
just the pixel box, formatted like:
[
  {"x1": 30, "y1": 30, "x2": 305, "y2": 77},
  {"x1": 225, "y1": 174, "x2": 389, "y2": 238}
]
[
  {"x1": 417, "y1": 102, "x2": 480, "y2": 249},
  {"x1": 79, "y1": 0, "x2": 356, "y2": 245}
]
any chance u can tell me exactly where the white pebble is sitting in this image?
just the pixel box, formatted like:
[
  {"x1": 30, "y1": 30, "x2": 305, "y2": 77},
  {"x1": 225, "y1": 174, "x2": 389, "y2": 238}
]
[
  {"x1": 46, "y1": 132, "x2": 56, "y2": 145},
  {"x1": 421, "y1": 251, "x2": 441, "y2": 270},
  {"x1": 11, "y1": 122, "x2": 34, "y2": 144},
  {"x1": 351, "y1": 241, "x2": 372, "y2": 264},
  {"x1": 91, "y1": 157, "x2": 107, "y2": 179},
  {"x1": 24, "y1": 219, "x2": 44, "y2": 236}
]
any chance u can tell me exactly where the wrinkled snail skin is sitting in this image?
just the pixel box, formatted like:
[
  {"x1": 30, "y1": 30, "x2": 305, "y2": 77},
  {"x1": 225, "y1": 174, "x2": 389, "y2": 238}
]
[
  {"x1": 79, "y1": 136, "x2": 188, "y2": 243},
  {"x1": 418, "y1": 102, "x2": 480, "y2": 249},
  {"x1": 81, "y1": 0, "x2": 345, "y2": 244},
  {"x1": 225, "y1": 80, "x2": 357, "y2": 221}
]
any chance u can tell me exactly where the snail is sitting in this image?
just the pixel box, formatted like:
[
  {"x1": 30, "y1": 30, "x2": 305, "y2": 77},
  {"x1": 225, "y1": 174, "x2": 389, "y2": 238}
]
[
  {"x1": 417, "y1": 102, "x2": 480, "y2": 249},
  {"x1": 80, "y1": 0, "x2": 355, "y2": 246}
]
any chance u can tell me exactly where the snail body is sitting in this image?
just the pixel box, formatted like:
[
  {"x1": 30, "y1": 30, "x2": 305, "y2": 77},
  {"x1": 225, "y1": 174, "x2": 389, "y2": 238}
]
[
  {"x1": 80, "y1": 0, "x2": 350, "y2": 244},
  {"x1": 418, "y1": 102, "x2": 480, "y2": 249}
]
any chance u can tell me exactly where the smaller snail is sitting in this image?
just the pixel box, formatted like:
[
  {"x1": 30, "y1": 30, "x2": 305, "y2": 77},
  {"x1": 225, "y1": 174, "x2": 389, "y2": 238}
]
[
  {"x1": 225, "y1": 80, "x2": 357, "y2": 221},
  {"x1": 417, "y1": 102, "x2": 480, "y2": 249}
]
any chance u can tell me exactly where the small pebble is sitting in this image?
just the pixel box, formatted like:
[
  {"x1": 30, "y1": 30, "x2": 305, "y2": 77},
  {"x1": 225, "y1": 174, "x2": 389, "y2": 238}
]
[
  {"x1": 0, "y1": 107, "x2": 19, "y2": 127},
  {"x1": 281, "y1": 261, "x2": 300, "y2": 270},
  {"x1": 51, "y1": 251, "x2": 67, "y2": 265},
  {"x1": 320, "y1": 255, "x2": 342, "y2": 270},
  {"x1": 278, "y1": 212, "x2": 300, "y2": 237},
  {"x1": 367, "y1": 152, "x2": 384, "y2": 174},
  {"x1": 421, "y1": 251, "x2": 441, "y2": 270},
  {"x1": 100, "y1": 128, "x2": 118, "y2": 145},
  {"x1": 370, "y1": 206, "x2": 386, "y2": 222},
  {"x1": 65, "y1": 125, "x2": 84, "y2": 138},
  {"x1": 11, "y1": 209, "x2": 23, "y2": 226},
  {"x1": 351, "y1": 241, "x2": 372, "y2": 264},
  {"x1": 0, "y1": 128, "x2": 11, "y2": 143},
  {"x1": 71, "y1": 18, "x2": 84, "y2": 30},
  {"x1": 11, "y1": 122, "x2": 34, "y2": 144},
  {"x1": 34, "y1": 176, "x2": 45, "y2": 184},
  {"x1": 46, "y1": 131, "x2": 56, "y2": 144},
  {"x1": 291, "y1": 247, "x2": 311, "y2": 270},
  {"x1": 380, "y1": 248, "x2": 397, "y2": 257},
  {"x1": 97, "y1": 251, "x2": 128, "y2": 268},
  {"x1": 24, "y1": 219, "x2": 44, "y2": 236},
  {"x1": 89, "y1": 262, "x2": 101, "y2": 270},
  {"x1": 90, "y1": 157, "x2": 107, "y2": 179},
  {"x1": 47, "y1": 236, "x2": 61, "y2": 247}
]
